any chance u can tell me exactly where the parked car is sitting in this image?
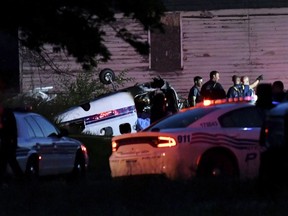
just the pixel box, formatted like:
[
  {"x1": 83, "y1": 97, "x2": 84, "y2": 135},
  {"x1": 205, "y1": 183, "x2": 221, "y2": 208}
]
[
  {"x1": 109, "y1": 100, "x2": 266, "y2": 181},
  {"x1": 11, "y1": 110, "x2": 89, "y2": 179},
  {"x1": 55, "y1": 68, "x2": 187, "y2": 137}
]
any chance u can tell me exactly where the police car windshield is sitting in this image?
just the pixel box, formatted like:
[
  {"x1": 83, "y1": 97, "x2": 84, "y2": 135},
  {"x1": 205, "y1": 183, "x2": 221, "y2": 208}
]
[{"x1": 144, "y1": 106, "x2": 219, "y2": 130}]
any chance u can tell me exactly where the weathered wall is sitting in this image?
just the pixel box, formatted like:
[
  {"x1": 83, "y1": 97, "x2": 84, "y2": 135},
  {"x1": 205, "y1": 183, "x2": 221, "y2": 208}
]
[
  {"x1": 179, "y1": 8, "x2": 288, "y2": 95},
  {"x1": 20, "y1": 7, "x2": 288, "y2": 99}
]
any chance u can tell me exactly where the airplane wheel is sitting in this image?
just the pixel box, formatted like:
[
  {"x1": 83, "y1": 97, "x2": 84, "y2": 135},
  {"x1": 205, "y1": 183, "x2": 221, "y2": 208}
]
[
  {"x1": 25, "y1": 155, "x2": 39, "y2": 181},
  {"x1": 99, "y1": 68, "x2": 115, "y2": 85}
]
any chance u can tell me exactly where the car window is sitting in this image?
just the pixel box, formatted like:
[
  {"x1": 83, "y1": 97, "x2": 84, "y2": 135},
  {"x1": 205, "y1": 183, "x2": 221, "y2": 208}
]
[
  {"x1": 145, "y1": 107, "x2": 218, "y2": 130},
  {"x1": 17, "y1": 117, "x2": 36, "y2": 138},
  {"x1": 32, "y1": 115, "x2": 59, "y2": 137},
  {"x1": 24, "y1": 116, "x2": 45, "y2": 137},
  {"x1": 26, "y1": 121, "x2": 37, "y2": 138},
  {"x1": 219, "y1": 106, "x2": 265, "y2": 128}
]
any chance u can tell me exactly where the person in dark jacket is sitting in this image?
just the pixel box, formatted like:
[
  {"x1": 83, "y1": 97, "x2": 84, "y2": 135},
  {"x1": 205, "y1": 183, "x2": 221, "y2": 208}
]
[
  {"x1": 272, "y1": 80, "x2": 286, "y2": 103},
  {"x1": 0, "y1": 107, "x2": 24, "y2": 183},
  {"x1": 201, "y1": 70, "x2": 226, "y2": 100},
  {"x1": 150, "y1": 93, "x2": 170, "y2": 124},
  {"x1": 164, "y1": 88, "x2": 179, "y2": 114},
  {"x1": 188, "y1": 76, "x2": 203, "y2": 107},
  {"x1": 227, "y1": 75, "x2": 244, "y2": 99}
]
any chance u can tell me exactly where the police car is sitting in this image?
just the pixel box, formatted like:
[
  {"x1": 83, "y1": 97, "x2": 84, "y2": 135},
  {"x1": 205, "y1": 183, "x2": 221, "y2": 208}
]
[
  {"x1": 13, "y1": 110, "x2": 89, "y2": 179},
  {"x1": 258, "y1": 101, "x2": 288, "y2": 187},
  {"x1": 109, "y1": 99, "x2": 266, "y2": 181}
]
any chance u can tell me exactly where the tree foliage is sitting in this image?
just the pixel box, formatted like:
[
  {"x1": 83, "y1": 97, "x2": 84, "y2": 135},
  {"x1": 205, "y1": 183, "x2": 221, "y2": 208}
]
[
  {"x1": 56, "y1": 69, "x2": 134, "y2": 107},
  {"x1": 0, "y1": 0, "x2": 165, "y2": 70},
  {"x1": 2, "y1": 69, "x2": 134, "y2": 121}
]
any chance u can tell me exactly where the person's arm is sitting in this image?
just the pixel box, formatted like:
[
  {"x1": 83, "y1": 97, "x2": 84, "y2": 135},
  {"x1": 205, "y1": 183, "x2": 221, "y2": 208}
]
[
  {"x1": 188, "y1": 87, "x2": 197, "y2": 107},
  {"x1": 191, "y1": 87, "x2": 200, "y2": 106},
  {"x1": 191, "y1": 96, "x2": 196, "y2": 107},
  {"x1": 227, "y1": 87, "x2": 232, "y2": 98},
  {"x1": 188, "y1": 89, "x2": 193, "y2": 107},
  {"x1": 250, "y1": 75, "x2": 263, "y2": 89},
  {"x1": 249, "y1": 80, "x2": 259, "y2": 89},
  {"x1": 200, "y1": 83, "x2": 208, "y2": 99},
  {"x1": 217, "y1": 83, "x2": 226, "y2": 99}
]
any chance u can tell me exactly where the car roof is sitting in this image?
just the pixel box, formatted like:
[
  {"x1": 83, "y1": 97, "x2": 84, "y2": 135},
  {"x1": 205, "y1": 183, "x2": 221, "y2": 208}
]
[
  {"x1": 144, "y1": 101, "x2": 255, "y2": 131},
  {"x1": 268, "y1": 102, "x2": 288, "y2": 116},
  {"x1": 181, "y1": 101, "x2": 254, "y2": 113},
  {"x1": 13, "y1": 110, "x2": 41, "y2": 117}
]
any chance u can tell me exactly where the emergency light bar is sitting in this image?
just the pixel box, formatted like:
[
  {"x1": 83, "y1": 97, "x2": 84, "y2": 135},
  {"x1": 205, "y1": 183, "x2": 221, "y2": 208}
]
[{"x1": 199, "y1": 96, "x2": 257, "y2": 107}]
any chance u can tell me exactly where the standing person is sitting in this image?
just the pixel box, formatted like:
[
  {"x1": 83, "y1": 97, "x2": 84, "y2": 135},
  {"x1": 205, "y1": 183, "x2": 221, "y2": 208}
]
[
  {"x1": 0, "y1": 107, "x2": 24, "y2": 184},
  {"x1": 241, "y1": 75, "x2": 263, "y2": 97},
  {"x1": 272, "y1": 80, "x2": 286, "y2": 103},
  {"x1": 135, "y1": 101, "x2": 150, "y2": 131},
  {"x1": 188, "y1": 76, "x2": 203, "y2": 107},
  {"x1": 150, "y1": 93, "x2": 170, "y2": 124},
  {"x1": 200, "y1": 70, "x2": 226, "y2": 100},
  {"x1": 164, "y1": 88, "x2": 179, "y2": 114},
  {"x1": 227, "y1": 75, "x2": 244, "y2": 99}
]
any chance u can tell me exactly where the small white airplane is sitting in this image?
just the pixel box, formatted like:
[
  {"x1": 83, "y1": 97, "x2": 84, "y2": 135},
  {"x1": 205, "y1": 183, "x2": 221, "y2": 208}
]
[{"x1": 55, "y1": 69, "x2": 185, "y2": 136}]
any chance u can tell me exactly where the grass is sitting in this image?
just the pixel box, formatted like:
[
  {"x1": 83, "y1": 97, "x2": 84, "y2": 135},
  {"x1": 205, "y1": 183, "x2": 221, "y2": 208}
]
[
  {"x1": 69, "y1": 134, "x2": 112, "y2": 179},
  {"x1": 1, "y1": 176, "x2": 288, "y2": 216}
]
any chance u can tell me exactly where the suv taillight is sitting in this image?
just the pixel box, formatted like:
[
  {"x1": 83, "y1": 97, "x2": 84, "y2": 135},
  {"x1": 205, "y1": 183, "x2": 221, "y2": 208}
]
[
  {"x1": 157, "y1": 136, "x2": 176, "y2": 148},
  {"x1": 112, "y1": 136, "x2": 177, "y2": 152}
]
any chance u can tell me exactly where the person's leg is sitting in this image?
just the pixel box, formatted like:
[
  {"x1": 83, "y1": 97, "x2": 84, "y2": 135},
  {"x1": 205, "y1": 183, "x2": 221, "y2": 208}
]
[
  {"x1": 0, "y1": 153, "x2": 9, "y2": 185},
  {"x1": 7, "y1": 152, "x2": 25, "y2": 181}
]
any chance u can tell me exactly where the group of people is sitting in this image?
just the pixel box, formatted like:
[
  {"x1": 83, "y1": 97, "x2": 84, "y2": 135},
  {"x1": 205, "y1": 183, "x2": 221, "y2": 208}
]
[
  {"x1": 187, "y1": 70, "x2": 272, "y2": 107},
  {"x1": 136, "y1": 70, "x2": 286, "y2": 130}
]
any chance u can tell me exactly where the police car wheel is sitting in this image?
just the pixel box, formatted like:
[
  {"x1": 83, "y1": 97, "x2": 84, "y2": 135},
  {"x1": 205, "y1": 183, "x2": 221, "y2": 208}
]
[
  {"x1": 25, "y1": 156, "x2": 39, "y2": 181},
  {"x1": 99, "y1": 68, "x2": 115, "y2": 85},
  {"x1": 197, "y1": 152, "x2": 238, "y2": 179},
  {"x1": 71, "y1": 151, "x2": 86, "y2": 179}
]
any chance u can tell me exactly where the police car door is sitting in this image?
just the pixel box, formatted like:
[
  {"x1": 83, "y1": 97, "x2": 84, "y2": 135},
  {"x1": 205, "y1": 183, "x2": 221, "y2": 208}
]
[{"x1": 218, "y1": 106, "x2": 264, "y2": 177}]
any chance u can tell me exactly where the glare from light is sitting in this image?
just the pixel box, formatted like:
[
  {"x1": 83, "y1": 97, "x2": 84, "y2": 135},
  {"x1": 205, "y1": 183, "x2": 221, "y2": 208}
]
[
  {"x1": 157, "y1": 136, "x2": 176, "y2": 148},
  {"x1": 243, "y1": 128, "x2": 252, "y2": 131},
  {"x1": 81, "y1": 144, "x2": 87, "y2": 153},
  {"x1": 203, "y1": 100, "x2": 212, "y2": 106},
  {"x1": 112, "y1": 141, "x2": 117, "y2": 152}
]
